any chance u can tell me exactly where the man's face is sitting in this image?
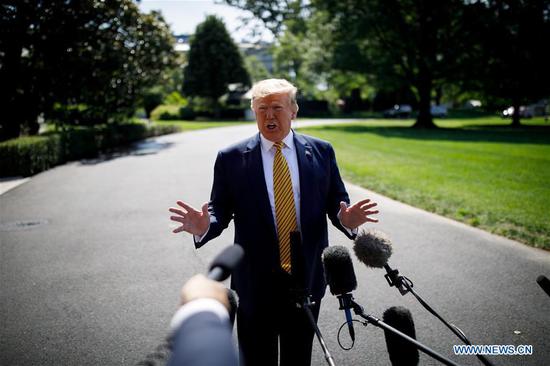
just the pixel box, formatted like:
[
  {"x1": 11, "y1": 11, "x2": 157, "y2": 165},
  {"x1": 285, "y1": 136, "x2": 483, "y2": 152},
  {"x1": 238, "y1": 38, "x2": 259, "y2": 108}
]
[{"x1": 253, "y1": 93, "x2": 296, "y2": 142}]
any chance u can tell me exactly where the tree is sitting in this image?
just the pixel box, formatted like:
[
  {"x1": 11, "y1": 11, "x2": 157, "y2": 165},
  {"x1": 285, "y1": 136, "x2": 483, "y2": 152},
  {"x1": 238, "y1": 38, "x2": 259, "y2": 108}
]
[
  {"x1": 463, "y1": 0, "x2": 550, "y2": 126},
  {"x1": 315, "y1": 0, "x2": 480, "y2": 128},
  {"x1": 182, "y1": 16, "x2": 250, "y2": 115},
  {"x1": 244, "y1": 55, "x2": 271, "y2": 83},
  {"x1": 142, "y1": 91, "x2": 164, "y2": 120},
  {"x1": 225, "y1": 0, "x2": 477, "y2": 125},
  {"x1": 0, "y1": 0, "x2": 176, "y2": 141},
  {"x1": 223, "y1": 0, "x2": 308, "y2": 36}
]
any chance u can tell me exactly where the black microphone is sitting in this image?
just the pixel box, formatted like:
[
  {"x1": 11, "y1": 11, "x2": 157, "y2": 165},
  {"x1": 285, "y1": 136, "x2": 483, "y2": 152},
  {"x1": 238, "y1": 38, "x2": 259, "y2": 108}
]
[
  {"x1": 322, "y1": 245, "x2": 357, "y2": 342},
  {"x1": 355, "y1": 230, "x2": 495, "y2": 366},
  {"x1": 207, "y1": 245, "x2": 244, "y2": 281},
  {"x1": 353, "y1": 229, "x2": 408, "y2": 295},
  {"x1": 537, "y1": 275, "x2": 550, "y2": 298},
  {"x1": 226, "y1": 288, "x2": 239, "y2": 325},
  {"x1": 382, "y1": 306, "x2": 420, "y2": 366},
  {"x1": 290, "y1": 231, "x2": 307, "y2": 293}
]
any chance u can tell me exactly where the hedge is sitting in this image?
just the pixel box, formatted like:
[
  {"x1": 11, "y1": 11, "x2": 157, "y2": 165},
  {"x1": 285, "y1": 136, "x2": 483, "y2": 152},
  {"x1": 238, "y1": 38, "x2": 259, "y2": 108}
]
[
  {"x1": 0, "y1": 123, "x2": 180, "y2": 177},
  {"x1": 0, "y1": 136, "x2": 62, "y2": 177}
]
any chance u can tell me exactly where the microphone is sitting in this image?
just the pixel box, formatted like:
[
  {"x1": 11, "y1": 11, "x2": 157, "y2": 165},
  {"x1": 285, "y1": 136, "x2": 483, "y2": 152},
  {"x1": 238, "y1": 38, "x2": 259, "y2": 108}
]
[
  {"x1": 354, "y1": 230, "x2": 495, "y2": 366},
  {"x1": 207, "y1": 245, "x2": 244, "y2": 281},
  {"x1": 290, "y1": 231, "x2": 307, "y2": 293},
  {"x1": 322, "y1": 245, "x2": 357, "y2": 342},
  {"x1": 382, "y1": 306, "x2": 420, "y2": 366},
  {"x1": 226, "y1": 288, "x2": 239, "y2": 325},
  {"x1": 353, "y1": 229, "x2": 408, "y2": 295},
  {"x1": 537, "y1": 275, "x2": 550, "y2": 298}
]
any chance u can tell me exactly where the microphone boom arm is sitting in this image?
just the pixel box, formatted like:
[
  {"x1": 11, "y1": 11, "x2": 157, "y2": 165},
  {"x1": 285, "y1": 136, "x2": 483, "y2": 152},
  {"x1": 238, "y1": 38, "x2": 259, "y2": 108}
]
[
  {"x1": 383, "y1": 264, "x2": 495, "y2": 366},
  {"x1": 349, "y1": 300, "x2": 464, "y2": 366}
]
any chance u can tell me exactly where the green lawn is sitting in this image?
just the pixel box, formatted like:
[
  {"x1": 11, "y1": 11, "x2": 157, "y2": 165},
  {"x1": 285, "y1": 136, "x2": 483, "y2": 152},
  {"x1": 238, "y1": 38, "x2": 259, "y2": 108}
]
[
  {"x1": 298, "y1": 117, "x2": 550, "y2": 249},
  {"x1": 152, "y1": 119, "x2": 250, "y2": 131}
]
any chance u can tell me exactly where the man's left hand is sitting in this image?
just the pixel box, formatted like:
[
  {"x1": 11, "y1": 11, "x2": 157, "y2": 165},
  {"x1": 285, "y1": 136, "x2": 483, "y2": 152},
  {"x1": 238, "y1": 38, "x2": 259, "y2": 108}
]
[{"x1": 339, "y1": 199, "x2": 379, "y2": 230}]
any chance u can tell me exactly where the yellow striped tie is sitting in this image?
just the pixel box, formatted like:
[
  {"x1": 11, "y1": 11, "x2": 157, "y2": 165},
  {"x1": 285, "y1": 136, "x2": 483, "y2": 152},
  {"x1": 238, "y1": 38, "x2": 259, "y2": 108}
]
[{"x1": 273, "y1": 141, "x2": 297, "y2": 274}]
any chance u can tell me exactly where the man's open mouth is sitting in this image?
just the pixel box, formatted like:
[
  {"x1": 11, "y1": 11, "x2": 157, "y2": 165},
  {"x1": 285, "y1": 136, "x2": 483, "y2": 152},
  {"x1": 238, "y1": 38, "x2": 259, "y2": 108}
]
[{"x1": 267, "y1": 123, "x2": 277, "y2": 130}]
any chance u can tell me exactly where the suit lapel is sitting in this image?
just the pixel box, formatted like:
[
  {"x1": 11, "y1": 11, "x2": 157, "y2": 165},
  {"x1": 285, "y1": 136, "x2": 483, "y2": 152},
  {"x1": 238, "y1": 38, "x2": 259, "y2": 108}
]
[
  {"x1": 294, "y1": 131, "x2": 314, "y2": 227},
  {"x1": 244, "y1": 134, "x2": 278, "y2": 239}
]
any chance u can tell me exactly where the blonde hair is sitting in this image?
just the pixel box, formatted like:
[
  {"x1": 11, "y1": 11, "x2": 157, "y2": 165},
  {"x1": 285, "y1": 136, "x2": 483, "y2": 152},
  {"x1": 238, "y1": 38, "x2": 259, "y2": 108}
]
[{"x1": 250, "y1": 78, "x2": 299, "y2": 112}]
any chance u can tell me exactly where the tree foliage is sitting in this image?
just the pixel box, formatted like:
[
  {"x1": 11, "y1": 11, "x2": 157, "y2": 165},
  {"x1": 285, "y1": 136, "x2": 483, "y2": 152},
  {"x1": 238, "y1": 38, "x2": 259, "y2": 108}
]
[
  {"x1": 315, "y1": 0, "x2": 480, "y2": 127},
  {"x1": 462, "y1": 0, "x2": 550, "y2": 126},
  {"x1": 226, "y1": 0, "x2": 550, "y2": 126},
  {"x1": 182, "y1": 15, "x2": 250, "y2": 112},
  {"x1": 244, "y1": 55, "x2": 271, "y2": 83},
  {"x1": 0, "y1": 0, "x2": 176, "y2": 141},
  {"x1": 223, "y1": 0, "x2": 308, "y2": 36}
]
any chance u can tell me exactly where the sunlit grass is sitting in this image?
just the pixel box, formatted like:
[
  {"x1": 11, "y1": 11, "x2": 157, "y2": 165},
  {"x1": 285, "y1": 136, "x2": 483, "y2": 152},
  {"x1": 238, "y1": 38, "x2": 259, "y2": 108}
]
[
  {"x1": 298, "y1": 117, "x2": 550, "y2": 249},
  {"x1": 152, "y1": 119, "x2": 251, "y2": 131}
]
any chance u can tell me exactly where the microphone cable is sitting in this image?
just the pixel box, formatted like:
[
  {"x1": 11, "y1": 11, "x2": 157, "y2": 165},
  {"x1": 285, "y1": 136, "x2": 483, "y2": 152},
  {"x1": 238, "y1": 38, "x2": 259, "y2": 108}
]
[{"x1": 336, "y1": 319, "x2": 367, "y2": 350}]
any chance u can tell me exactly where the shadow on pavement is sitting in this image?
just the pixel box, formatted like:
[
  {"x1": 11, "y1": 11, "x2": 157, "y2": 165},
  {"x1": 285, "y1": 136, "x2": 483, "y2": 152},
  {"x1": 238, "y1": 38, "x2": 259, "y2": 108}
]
[{"x1": 78, "y1": 140, "x2": 174, "y2": 165}]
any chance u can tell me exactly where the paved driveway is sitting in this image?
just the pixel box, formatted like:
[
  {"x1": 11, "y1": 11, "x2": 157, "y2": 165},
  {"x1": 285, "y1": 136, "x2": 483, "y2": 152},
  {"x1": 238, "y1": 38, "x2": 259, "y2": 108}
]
[{"x1": 1, "y1": 121, "x2": 549, "y2": 365}]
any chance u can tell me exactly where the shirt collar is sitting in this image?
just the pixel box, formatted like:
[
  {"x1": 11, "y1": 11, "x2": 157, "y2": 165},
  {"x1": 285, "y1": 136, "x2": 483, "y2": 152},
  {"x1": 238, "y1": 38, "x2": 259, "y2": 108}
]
[{"x1": 260, "y1": 130, "x2": 295, "y2": 153}]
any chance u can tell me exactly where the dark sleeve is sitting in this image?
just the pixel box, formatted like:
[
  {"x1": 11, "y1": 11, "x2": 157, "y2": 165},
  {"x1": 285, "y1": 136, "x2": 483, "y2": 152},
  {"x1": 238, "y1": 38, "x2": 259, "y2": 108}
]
[
  {"x1": 167, "y1": 312, "x2": 238, "y2": 366},
  {"x1": 326, "y1": 144, "x2": 356, "y2": 240},
  {"x1": 195, "y1": 151, "x2": 234, "y2": 248}
]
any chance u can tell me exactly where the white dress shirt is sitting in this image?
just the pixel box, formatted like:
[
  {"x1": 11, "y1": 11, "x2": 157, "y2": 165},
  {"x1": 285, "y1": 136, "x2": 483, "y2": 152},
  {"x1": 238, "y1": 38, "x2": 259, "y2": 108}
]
[{"x1": 195, "y1": 130, "x2": 355, "y2": 241}]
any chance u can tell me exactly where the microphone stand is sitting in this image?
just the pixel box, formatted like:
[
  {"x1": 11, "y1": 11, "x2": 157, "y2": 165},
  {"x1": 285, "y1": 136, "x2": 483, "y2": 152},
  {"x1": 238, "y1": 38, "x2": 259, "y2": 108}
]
[
  {"x1": 349, "y1": 299, "x2": 464, "y2": 366},
  {"x1": 293, "y1": 289, "x2": 336, "y2": 366},
  {"x1": 384, "y1": 264, "x2": 494, "y2": 366},
  {"x1": 289, "y1": 231, "x2": 336, "y2": 366}
]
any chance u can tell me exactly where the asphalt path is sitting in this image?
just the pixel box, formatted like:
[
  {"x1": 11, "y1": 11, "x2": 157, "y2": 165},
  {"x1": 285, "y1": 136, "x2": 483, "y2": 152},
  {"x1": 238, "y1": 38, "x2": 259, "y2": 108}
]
[{"x1": 1, "y1": 120, "x2": 549, "y2": 366}]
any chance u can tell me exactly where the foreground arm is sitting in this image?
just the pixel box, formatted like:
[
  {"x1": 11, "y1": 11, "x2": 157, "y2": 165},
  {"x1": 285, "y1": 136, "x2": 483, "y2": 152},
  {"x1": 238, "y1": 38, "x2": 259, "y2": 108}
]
[{"x1": 168, "y1": 275, "x2": 237, "y2": 366}]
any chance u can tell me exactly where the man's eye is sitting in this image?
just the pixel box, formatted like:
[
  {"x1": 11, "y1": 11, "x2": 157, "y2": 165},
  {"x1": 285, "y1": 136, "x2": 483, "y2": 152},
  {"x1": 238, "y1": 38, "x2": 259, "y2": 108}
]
[
  {"x1": 274, "y1": 106, "x2": 282, "y2": 111},
  {"x1": 259, "y1": 107, "x2": 267, "y2": 111}
]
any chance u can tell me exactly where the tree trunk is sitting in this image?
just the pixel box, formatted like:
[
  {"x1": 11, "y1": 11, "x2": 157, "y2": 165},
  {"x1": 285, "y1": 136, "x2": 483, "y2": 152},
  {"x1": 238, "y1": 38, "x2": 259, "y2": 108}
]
[
  {"x1": 435, "y1": 85, "x2": 443, "y2": 106},
  {"x1": 511, "y1": 98, "x2": 521, "y2": 127},
  {"x1": 212, "y1": 98, "x2": 221, "y2": 119},
  {"x1": 413, "y1": 1, "x2": 436, "y2": 129},
  {"x1": 413, "y1": 71, "x2": 436, "y2": 128}
]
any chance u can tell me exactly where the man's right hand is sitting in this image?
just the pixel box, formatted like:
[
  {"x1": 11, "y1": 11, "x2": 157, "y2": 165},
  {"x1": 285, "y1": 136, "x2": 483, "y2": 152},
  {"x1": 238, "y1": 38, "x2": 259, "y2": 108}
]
[{"x1": 169, "y1": 201, "x2": 210, "y2": 236}]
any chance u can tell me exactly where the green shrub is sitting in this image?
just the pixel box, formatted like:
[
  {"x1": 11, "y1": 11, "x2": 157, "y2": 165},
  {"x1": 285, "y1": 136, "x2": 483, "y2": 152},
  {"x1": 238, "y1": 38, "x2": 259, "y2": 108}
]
[
  {"x1": 151, "y1": 105, "x2": 181, "y2": 120},
  {"x1": 164, "y1": 91, "x2": 188, "y2": 106},
  {"x1": 58, "y1": 127, "x2": 100, "y2": 159},
  {"x1": 1, "y1": 122, "x2": 179, "y2": 177},
  {"x1": 179, "y1": 107, "x2": 196, "y2": 120},
  {"x1": 146, "y1": 124, "x2": 181, "y2": 137},
  {"x1": 0, "y1": 135, "x2": 62, "y2": 177}
]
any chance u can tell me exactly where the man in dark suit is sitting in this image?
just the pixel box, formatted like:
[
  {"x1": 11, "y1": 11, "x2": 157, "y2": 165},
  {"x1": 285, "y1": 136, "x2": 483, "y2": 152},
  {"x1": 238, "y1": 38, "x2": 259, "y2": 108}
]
[{"x1": 169, "y1": 79, "x2": 379, "y2": 366}]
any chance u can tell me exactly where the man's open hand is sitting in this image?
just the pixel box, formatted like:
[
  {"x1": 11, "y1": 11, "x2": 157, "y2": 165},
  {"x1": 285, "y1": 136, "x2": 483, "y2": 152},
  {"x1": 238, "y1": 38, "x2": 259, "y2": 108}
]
[
  {"x1": 169, "y1": 201, "x2": 210, "y2": 236},
  {"x1": 339, "y1": 198, "x2": 379, "y2": 230}
]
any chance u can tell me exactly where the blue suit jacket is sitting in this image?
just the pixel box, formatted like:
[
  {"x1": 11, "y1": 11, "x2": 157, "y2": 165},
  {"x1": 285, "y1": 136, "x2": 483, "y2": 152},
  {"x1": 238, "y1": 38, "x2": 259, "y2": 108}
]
[
  {"x1": 168, "y1": 312, "x2": 238, "y2": 366},
  {"x1": 196, "y1": 131, "x2": 354, "y2": 313}
]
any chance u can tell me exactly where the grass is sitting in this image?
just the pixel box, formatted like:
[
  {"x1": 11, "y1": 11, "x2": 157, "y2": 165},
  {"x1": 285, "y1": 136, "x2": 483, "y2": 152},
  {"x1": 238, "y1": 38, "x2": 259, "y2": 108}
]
[
  {"x1": 297, "y1": 116, "x2": 550, "y2": 249},
  {"x1": 151, "y1": 119, "x2": 250, "y2": 131}
]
